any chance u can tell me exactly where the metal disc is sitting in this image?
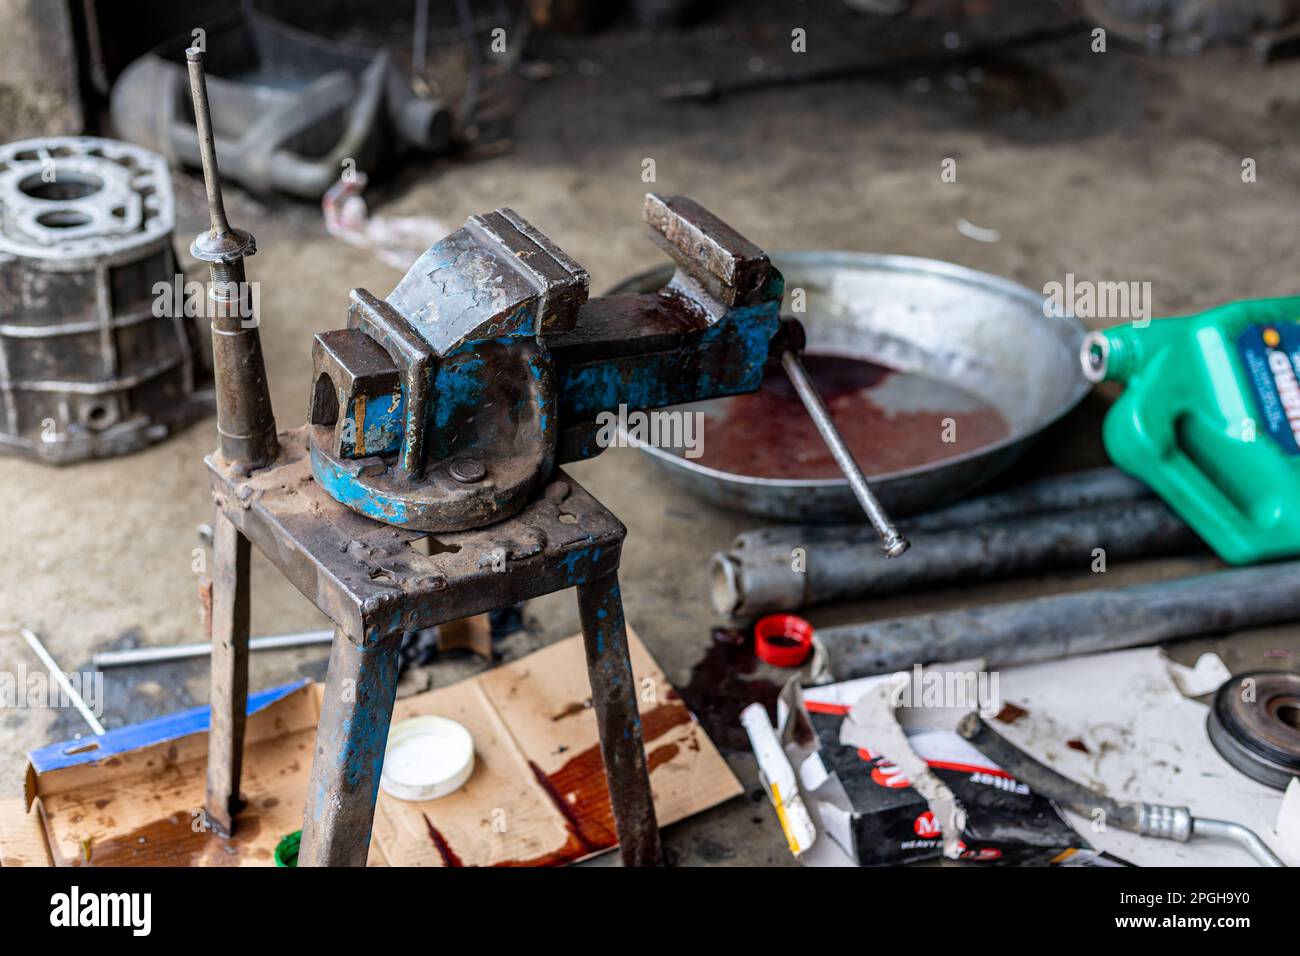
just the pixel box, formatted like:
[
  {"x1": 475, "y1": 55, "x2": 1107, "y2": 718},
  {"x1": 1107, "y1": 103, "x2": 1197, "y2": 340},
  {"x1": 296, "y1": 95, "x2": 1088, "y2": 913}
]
[{"x1": 1207, "y1": 671, "x2": 1300, "y2": 791}]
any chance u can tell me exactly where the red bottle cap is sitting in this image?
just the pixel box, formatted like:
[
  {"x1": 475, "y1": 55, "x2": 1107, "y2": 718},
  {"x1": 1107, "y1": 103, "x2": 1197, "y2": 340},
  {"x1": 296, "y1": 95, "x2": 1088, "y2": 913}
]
[{"x1": 753, "y1": 614, "x2": 815, "y2": 668}]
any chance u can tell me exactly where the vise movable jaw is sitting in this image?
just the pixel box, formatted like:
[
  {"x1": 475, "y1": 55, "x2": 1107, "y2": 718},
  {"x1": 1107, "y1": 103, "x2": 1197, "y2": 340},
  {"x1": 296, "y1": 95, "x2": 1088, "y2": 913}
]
[{"x1": 307, "y1": 193, "x2": 792, "y2": 533}]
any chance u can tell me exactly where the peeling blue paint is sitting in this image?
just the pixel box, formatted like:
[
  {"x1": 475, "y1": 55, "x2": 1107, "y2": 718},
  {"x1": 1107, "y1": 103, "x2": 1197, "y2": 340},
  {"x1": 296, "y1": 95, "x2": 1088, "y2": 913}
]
[
  {"x1": 556, "y1": 302, "x2": 780, "y2": 434},
  {"x1": 311, "y1": 445, "x2": 410, "y2": 524}
]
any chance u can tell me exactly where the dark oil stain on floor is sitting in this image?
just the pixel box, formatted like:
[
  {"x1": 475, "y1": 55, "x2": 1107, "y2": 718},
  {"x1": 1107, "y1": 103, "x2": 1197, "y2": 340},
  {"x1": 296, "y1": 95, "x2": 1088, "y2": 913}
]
[{"x1": 679, "y1": 627, "x2": 781, "y2": 753}]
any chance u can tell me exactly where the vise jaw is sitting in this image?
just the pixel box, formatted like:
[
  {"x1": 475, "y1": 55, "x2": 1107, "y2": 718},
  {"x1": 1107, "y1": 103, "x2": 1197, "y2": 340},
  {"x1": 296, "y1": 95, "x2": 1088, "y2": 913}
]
[{"x1": 308, "y1": 193, "x2": 788, "y2": 533}]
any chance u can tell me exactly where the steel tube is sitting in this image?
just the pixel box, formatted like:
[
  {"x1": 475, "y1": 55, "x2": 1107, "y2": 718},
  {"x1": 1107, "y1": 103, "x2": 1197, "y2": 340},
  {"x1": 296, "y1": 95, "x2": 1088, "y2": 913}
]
[
  {"x1": 780, "y1": 350, "x2": 908, "y2": 557},
  {"x1": 713, "y1": 498, "x2": 1198, "y2": 620},
  {"x1": 93, "y1": 629, "x2": 334, "y2": 669},
  {"x1": 728, "y1": 466, "x2": 1152, "y2": 554},
  {"x1": 1192, "y1": 818, "x2": 1285, "y2": 868},
  {"x1": 576, "y1": 570, "x2": 662, "y2": 866},
  {"x1": 959, "y1": 714, "x2": 1285, "y2": 867},
  {"x1": 19, "y1": 627, "x2": 105, "y2": 736},
  {"x1": 822, "y1": 562, "x2": 1300, "y2": 678}
]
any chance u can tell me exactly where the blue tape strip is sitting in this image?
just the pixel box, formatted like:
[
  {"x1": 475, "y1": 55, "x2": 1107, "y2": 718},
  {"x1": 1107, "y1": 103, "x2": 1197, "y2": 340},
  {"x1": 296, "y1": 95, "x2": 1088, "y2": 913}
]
[{"x1": 27, "y1": 679, "x2": 312, "y2": 773}]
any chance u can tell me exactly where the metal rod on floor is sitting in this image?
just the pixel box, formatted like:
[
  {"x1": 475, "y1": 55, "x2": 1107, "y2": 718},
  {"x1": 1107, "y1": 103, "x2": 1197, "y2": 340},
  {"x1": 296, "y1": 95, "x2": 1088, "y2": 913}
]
[
  {"x1": 92, "y1": 629, "x2": 335, "y2": 669},
  {"x1": 20, "y1": 627, "x2": 105, "y2": 736}
]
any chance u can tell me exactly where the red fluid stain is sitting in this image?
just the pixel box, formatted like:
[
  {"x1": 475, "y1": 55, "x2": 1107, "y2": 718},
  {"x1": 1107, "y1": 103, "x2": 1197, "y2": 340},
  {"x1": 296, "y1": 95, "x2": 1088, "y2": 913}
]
[
  {"x1": 423, "y1": 814, "x2": 464, "y2": 867},
  {"x1": 408, "y1": 701, "x2": 692, "y2": 869},
  {"x1": 680, "y1": 628, "x2": 781, "y2": 752},
  {"x1": 695, "y1": 353, "x2": 1010, "y2": 479},
  {"x1": 995, "y1": 702, "x2": 1029, "y2": 724},
  {"x1": 646, "y1": 742, "x2": 680, "y2": 773}
]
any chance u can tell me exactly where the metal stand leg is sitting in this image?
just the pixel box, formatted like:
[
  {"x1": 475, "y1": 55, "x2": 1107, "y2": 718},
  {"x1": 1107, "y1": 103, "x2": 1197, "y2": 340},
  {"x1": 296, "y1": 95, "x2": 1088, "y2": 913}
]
[
  {"x1": 575, "y1": 570, "x2": 662, "y2": 866},
  {"x1": 205, "y1": 509, "x2": 251, "y2": 837},
  {"x1": 298, "y1": 629, "x2": 403, "y2": 867}
]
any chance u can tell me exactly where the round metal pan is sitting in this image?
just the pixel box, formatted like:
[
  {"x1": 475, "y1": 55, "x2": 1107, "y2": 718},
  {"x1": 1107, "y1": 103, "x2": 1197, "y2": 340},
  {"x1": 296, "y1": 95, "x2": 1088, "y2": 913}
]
[{"x1": 606, "y1": 251, "x2": 1089, "y2": 522}]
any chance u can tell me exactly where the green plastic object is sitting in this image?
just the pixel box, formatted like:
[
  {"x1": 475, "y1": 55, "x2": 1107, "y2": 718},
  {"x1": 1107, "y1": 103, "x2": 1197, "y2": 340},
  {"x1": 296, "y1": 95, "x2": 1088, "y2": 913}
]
[
  {"x1": 274, "y1": 830, "x2": 301, "y2": 868},
  {"x1": 1082, "y1": 297, "x2": 1300, "y2": 565}
]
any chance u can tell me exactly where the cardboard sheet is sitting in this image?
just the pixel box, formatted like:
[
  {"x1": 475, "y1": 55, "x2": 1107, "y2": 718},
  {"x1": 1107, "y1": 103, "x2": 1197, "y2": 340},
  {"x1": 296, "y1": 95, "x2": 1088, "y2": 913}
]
[
  {"x1": 4, "y1": 630, "x2": 739, "y2": 867},
  {"x1": 372, "y1": 631, "x2": 738, "y2": 865}
]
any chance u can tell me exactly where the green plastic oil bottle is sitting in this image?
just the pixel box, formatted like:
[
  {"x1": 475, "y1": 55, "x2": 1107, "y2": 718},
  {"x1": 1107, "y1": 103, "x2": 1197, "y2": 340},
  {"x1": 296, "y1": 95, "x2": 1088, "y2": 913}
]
[{"x1": 1082, "y1": 297, "x2": 1300, "y2": 565}]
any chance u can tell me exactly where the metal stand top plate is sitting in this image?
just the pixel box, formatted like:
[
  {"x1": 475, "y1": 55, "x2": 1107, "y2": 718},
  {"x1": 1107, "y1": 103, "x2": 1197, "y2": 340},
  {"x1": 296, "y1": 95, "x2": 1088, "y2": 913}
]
[{"x1": 206, "y1": 426, "x2": 625, "y2": 643}]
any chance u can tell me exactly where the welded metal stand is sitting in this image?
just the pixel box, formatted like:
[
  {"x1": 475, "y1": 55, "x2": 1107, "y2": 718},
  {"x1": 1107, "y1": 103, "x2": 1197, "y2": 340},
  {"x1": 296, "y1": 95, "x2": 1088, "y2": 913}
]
[{"x1": 202, "y1": 426, "x2": 661, "y2": 867}]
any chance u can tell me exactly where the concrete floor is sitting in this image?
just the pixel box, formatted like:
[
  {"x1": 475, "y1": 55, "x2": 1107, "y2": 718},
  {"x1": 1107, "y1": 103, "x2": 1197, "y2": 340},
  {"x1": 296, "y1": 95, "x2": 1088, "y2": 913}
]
[{"x1": 3, "y1": 5, "x2": 1300, "y2": 866}]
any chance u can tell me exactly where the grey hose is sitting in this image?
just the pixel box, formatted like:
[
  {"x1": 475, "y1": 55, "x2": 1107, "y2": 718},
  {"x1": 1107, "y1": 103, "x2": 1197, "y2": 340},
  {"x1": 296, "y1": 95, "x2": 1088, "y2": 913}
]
[
  {"x1": 957, "y1": 713, "x2": 1145, "y2": 829},
  {"x1": 957, "y1": 713, "x2": 1285, "y2": 867}
]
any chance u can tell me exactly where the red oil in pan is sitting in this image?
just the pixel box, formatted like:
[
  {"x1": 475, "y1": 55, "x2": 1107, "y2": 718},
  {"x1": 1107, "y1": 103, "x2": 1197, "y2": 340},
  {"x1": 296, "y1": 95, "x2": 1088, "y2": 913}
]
[
  {"x1": 608, "y1": 250, "x2": 1090, "y2": 520},
  {"x1": 695, "y1": 353, "x2": 1012, "y2": 480}
]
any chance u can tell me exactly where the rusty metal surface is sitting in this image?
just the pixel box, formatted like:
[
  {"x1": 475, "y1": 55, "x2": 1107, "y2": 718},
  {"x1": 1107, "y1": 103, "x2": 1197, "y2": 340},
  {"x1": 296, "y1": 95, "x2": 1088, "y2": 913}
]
[
  {"x1": 208, "y1": 427, "x2": 625, "y2": 642},
  {"x1": 576, "y1": 570, "x2": 663, "y2": 866},
  {"x1": 1208, "y1": 671, "x2": 1300, "y2": 791},
  {"x1": 204, "y1": 509, "x2": 251, "y2": 837},
  {"x1": 204, "y1": 426, "x2": 655, "y2": 864},
  {"x1": 306, "y1": 193, "x2": 798, "y2": 534},
  {"x1": 298, "y1": 627, "x2": 403, "y2": 867},
  {"x1": 0, "y1": 136, "x2": 211, "y2": 463},
  {"x1": 179, "y1": 45, "x2": 662, "y2": 864},
  {"x1": 186, "y1": 49, "x2": 280, "y2": 474}
]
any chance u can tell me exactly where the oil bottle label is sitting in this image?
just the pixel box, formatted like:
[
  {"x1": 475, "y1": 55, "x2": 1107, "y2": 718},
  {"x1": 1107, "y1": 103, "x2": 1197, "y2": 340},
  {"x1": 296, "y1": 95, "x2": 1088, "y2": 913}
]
[{"x1": 1238, "y1": 323, "x2": 1300, "y2": 455}]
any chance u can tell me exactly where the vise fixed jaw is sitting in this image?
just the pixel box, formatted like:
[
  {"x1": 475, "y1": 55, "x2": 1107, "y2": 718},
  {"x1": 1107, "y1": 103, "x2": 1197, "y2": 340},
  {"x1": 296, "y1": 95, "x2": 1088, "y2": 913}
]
[
  {"x1": 308, "y1": 193, "x2": 790, "y2": 534},
  {"x1": 308, "y1": 207, "x2": 588, "y2": 531}
]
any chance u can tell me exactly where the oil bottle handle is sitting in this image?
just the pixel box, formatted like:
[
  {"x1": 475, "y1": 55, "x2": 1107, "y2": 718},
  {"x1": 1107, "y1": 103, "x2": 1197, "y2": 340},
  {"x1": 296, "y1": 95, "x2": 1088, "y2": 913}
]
[{"x1": 1122, "y1": 395, "x2": 1265, "y2": 564}]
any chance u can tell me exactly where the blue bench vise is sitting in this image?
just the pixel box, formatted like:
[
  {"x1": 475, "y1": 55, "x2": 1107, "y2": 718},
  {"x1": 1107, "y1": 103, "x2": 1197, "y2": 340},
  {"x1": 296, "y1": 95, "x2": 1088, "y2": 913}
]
[{"x1": 306, "y1": 193, "x2": 907, "y2": 549}]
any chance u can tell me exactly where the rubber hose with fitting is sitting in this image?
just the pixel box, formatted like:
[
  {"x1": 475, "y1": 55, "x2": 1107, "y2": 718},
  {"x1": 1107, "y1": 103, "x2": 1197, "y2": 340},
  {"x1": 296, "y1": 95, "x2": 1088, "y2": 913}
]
[{"x1": 956, "y1": 713, "x2": 1285, "y2": 867}]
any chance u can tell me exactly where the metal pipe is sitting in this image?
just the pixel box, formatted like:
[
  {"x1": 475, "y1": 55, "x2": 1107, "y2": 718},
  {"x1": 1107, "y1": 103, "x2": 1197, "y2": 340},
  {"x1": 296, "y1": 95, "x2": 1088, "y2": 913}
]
[
  {"x1": 1192, "y1": 818, "x2": 1285, "y2": 868},
  {"x1": 729, "y1": 467, "x2": 1152, "y2": 554},
  {"x1": 780, "y1": 350, "x2": 908, "y2": 557},
  {"x1": 19, "y1": 627, "x2": 105, "y2": 736},
  {"x1": 712, "y1": 498, "x2": 1199, "y2": 620},
  {"x1": 958, "y1": 714, "x2": 1285, "y2": 867},
  {"x1": 821, "y1": 562, "x2": 1300, "y2": 678},
  {"x1": 185, "y1": 48, "x2": 279, "y2": 471},
  {"x1": 93, "y1": 629, "x2": 335, "y2": 669}
]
